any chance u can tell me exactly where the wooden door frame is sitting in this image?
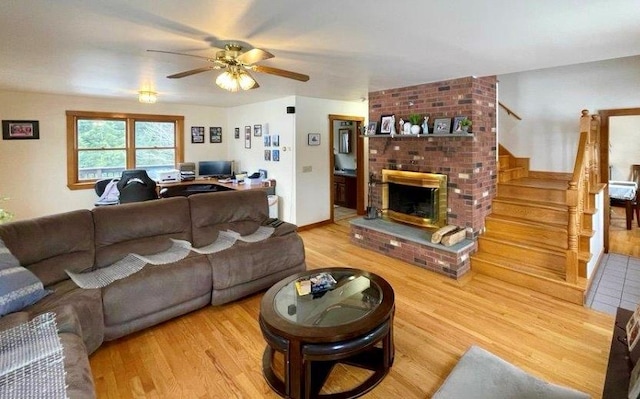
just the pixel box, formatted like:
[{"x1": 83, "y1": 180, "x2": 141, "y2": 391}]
[
  {"x1": 599, "y1": 107, "x2": 640, "y2": 252},
  {"x1": 328, "y1": 114, "x2": 366, "y2": 222}
]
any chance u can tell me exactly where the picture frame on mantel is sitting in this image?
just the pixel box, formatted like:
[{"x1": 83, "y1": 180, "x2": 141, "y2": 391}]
[
  {"x1": 2, "y1": 120, "x2": 39, "y2": 140},
  {"x1": 379, "y1": 114, "x2": 394, "y2": 134},
  {"x1": 433, "y1": 118, "x2": 451, "y2": 134}
]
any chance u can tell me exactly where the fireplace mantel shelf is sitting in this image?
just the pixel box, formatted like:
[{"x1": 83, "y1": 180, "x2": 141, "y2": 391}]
[{"x1": 362, "y1": 133, "x2": 473, "y2": 138}]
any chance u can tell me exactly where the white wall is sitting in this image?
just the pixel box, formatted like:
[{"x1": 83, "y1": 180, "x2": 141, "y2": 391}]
[
  {"x1": 610, "y1": 115, "x2": 640, "y2": 181},
  {"x1": 294, "y1": 97, "x2": 367, "y2": 226},
  {"x1": 227, "y1": 96, "x2": 297, "y2": 222},
  {"x1": 0, "y1": 90, "x2": 226, "y2": 220},
  {"x1": 498, "y1": 55, "x2": 640, "y2": 172}
]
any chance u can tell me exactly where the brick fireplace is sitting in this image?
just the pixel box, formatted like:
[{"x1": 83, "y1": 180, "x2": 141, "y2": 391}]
[{"x1": 351, "y1": 76, "x2": 497, "y2": 279}]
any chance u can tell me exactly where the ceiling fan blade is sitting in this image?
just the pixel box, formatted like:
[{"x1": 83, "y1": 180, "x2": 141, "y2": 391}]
[
  {"x1": 236, "y1": 48, "x2": 274, "y2": 65},
  {"x1": 251, "y1": 65, "x2": 309, "y2": 82},
  {"x1": 147, "y1": 49, "x2": 215, "y2": 62},
  {"x1": 167, "y1": 66, "x2": 214, "y2": 79},
  {"x1": 245, "y1": 70, "x2": 260, "y2": 90}
]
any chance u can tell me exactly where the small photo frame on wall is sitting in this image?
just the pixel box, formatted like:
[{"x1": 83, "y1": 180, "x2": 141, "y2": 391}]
[
  {"x1": 234, "y1": 127, "x2": 240, "y2": 139},
  {"x1": 264, "y1": 150, "x2": 271, "y2": 161},
  {"x1": 254, "y1": 124, "x2": 262, "y2": 137},
  {"x1": 308, "y1": 133, "x2": 320, "y2": 146},
  {"x1": 244, "y1": 126, "x2": 251, "y2": 149},
  {"x1": 2, "y1": 120, "x2": 39, "y2": 140},
  {"x1": 272, "y1": 149, "x2": 280, "y2": 162},
  {"x1": 433, "y1": 118, "x2": 452, "y2": 134},
  {"x1": 379, "y1": 115, "x2": 394, "y2": 134},
  {"x1": 272, "y1": 134, "x2": 280, "y2": 147},
  {"x1": 209, "y1": 127, "x2": 222, "y2": 143},
  {"x1": 191, "y1": 126, "x2": 205, "y2": 143},
  {"x1": 263, "y1": 135, "x2": 271, "y2": 147}
]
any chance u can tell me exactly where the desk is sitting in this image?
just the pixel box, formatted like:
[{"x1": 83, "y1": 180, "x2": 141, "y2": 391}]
[
  {"x1": 610, "y1": 180, "x2": 639, "y2": 230},
  {"x1": 158, "y1": 178, "x2": 275, "y2": 197}
]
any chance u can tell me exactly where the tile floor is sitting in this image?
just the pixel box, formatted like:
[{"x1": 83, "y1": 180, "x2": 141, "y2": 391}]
[{"x1": 586, "y1": 253, "x2": 640, "y2": 315}]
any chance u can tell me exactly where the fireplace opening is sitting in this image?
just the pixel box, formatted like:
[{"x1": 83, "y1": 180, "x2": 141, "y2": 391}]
[{"x1": 382, "y1": 170, "x2": 447, "y2": 229}]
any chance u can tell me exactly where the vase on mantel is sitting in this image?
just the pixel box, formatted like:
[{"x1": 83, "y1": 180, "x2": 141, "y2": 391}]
[{"x1": 410, "y1": 125, "x2": 421, "y2": 134}]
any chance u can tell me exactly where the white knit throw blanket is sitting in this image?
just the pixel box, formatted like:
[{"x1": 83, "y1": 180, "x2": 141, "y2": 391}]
[
  {"x1": 66, "y1": 226, "x2": 274, "y2": 289},
  {"x1": 0, "y1": 313, "x2": 66, "y2": 399}
]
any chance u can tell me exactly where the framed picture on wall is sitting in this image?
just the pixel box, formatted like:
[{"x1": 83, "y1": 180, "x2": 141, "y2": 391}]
[
  {"x1": 264, "y1": 150, "x2": 271, "y2": 161},
  {"x1": 244, "y1": 126, "x2": 251, "y2": 149},
  {"x1": 209, "y1": 127, "x2": 222, "y2": 143},
  {"x1": 272, "y1": 134, "x2": 280, "y2": 147},
  {"x1": 254, "y1": 124, "x2": 262, "y2": 137},
  {"x1": 272, "y1": 149, "x2": 280, "y2": 162},
  {"x1": 2, "y1": 120, "x2": 40, "y2": 140},
  {"x1": 191, "y1": 126, "x2": 205, "y2": 143},
  {"x1": 308, "y1": 133, "x2": 320, "y2": 146},
  {"x1": 234, "y1": 127, "x2": 240, "y2": 139}
]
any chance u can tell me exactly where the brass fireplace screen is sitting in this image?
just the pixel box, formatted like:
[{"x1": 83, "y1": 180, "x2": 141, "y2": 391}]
[{"x1": 381, "y1": 169, "x2": 448, "y2": 229}]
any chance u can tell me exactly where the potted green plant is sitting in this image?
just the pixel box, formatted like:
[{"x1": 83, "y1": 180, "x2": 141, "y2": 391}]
[
  {"x1": 408, "y1": 114, "x2": 422, "y2": 134},
  {"x1": 460, "y1": 117, "x2": 472, "y2": 132}
]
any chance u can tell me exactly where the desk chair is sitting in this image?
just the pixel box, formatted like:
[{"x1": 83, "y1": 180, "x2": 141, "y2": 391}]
[
  {"x1": 94, "y1": 178, "x2": 120, "y2": 206},
  {"x1": 116, "y1": 170, "x2": 158, "y2": 204}
]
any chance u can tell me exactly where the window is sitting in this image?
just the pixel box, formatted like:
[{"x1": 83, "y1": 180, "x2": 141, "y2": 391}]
[{"x1": 66, "y1": 111, "x2": 184, "y2": 189}]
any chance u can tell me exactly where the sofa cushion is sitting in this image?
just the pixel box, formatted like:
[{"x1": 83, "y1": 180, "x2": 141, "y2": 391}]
[
  {"x1": 26, "y1": 279, "x2": 104, "y2": 354},
  {"x1": 209, "y1": 232, "x2": 305, "y2": 290},
  {"x1": 92, "y1": 197, "x2": 192, "y2": 268},
  {"x1": 189, "y1": 190, "x2": 268, "y2": 248},
  {"x1": 0, "y1": 210, "x2": 95, "y2": 286},
  {"x1": 102, "y1": 254, "x2": 211, "y2": 331},
  {"x1": 0, "y1": 238, "x2": 48, "y2": 316}
]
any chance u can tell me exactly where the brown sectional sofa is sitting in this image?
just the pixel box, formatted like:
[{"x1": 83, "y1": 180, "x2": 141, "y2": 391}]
[{"x1": 0, "y1": 189, "x2": 306, "y2": 398}]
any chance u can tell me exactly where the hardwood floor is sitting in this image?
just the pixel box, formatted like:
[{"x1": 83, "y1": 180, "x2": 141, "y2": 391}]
[
  {"x1": 89, "y1": 221, "x2": 613, "y2": 398},
  {"x1": 610, "y1": 205, "x2": 640, "y2": 258}
]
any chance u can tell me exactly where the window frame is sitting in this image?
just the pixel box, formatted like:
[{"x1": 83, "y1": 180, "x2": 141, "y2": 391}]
[{"x1": 66, "y1": 110, "x2": 184, "y2": 190}]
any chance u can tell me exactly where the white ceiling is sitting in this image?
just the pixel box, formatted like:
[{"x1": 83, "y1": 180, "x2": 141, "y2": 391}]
[{"x1": 1, "y1": 0, "x2": 639, "y2": 108}]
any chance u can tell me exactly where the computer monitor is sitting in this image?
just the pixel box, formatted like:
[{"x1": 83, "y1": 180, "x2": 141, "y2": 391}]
[{"x1": 197, "y1": 160, "x2": 234, "y2": 178}]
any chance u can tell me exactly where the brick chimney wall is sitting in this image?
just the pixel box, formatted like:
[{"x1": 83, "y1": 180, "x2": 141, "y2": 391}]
[{"x1": 368, "y1": 76, "x2": 497, "y2": 237}]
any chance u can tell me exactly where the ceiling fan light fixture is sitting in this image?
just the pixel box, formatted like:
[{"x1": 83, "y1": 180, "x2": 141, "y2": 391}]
[
  {"x1": 215, "y1": 68, "x2": 256, "y2": 92},
  {"x1": 138, "y1": 91, "x2": 157, "y2": 104}
]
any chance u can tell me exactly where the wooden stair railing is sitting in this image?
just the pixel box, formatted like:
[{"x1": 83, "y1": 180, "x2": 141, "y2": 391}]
[{"x1": 566, "y1": 110, "x2": 601, "y2": 284}]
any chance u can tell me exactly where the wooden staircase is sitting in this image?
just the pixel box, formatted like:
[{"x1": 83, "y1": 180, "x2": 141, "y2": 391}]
[{"x1": 472, "y1": 111, "x2": 602, "y2": 305}]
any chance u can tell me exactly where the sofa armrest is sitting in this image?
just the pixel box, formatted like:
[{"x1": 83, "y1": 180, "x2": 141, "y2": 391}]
[
  {"x1": 0, "y1": 311, "x2": 30, "y2": 332},
  {"x1": 269, "y1": 221, "x2": 298, "y2": 237}
]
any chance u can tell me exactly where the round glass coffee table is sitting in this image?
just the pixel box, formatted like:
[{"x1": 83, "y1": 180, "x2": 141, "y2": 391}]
[{"x1": 259, "y1": 267, "x2": 395, "y2": 399}]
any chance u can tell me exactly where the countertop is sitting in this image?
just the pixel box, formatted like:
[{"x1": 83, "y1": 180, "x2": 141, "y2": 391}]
[{"x1": 334, "y1": 169, "x2": 357, "y2": 177}]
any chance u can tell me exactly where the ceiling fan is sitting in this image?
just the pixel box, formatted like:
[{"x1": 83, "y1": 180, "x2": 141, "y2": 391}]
[{"x1": 147, "y1": 44, "x2": 309, "y2": 92}]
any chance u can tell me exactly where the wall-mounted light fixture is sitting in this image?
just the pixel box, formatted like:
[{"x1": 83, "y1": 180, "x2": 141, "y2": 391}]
[{"x1": 138, "y1": 91, "x2": 157, "y2": 104}]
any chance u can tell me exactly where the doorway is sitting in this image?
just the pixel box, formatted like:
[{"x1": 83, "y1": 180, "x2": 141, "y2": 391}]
[
  {"x1": 599, "y1": 107, "x2": 640, "y2": 256},
  {"x1": 328, "y1": 114, "x2": 365, "y2": 223}
]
